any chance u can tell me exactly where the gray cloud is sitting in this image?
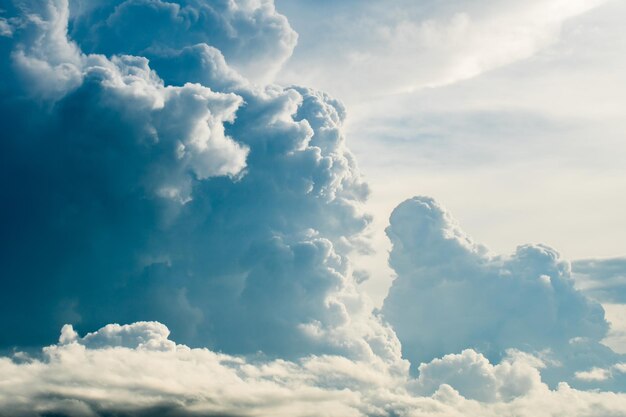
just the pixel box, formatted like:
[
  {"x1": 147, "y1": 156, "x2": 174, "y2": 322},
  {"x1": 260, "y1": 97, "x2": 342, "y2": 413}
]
[
  {"x1": 381, "y1": 196, "x2": 620, "y2": 388},
  {"x1": 0, "y1": 0, "x2": 397, "y2": 366},
  {"x1": 573, "y1": 257, "x2": 626, "y2": 304},
  {"x1": 68, "y1": 0, "x2": 297, "y2": 83}
]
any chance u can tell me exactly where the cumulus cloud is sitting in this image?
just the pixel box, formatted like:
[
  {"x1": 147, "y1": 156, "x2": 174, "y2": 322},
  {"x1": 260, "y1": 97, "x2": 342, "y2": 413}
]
[
  {"x1": 2, "y1": 322, "x2": 626, "y2": 417},
  {"x1": 0, "y1": 0, "x2": 399, "y2": 369},
  {"x1": 410, "y1": 349, "x2": 546, "y2": 402},
  {"x1": 381, "y1": 196, "x2": 623, "y2": 388},
  {"x1": 68, "y1": 0, "x2": 297, "y2": 83},
  {"x1": 575, "y1": 367, "x2": 612, "y2": 382}
]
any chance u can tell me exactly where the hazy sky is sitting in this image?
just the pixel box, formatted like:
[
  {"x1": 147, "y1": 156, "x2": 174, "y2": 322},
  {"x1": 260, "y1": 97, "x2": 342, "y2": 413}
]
[{"x1": 276, "y1": 0, "x2": 626, "y2": 304}]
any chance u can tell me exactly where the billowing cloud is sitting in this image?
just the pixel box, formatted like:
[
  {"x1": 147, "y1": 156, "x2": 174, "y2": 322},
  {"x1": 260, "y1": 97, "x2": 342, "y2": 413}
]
[
  {"x1": 381, "y1": 196, "x2": 623, "y2": 388},
  {"x1": 0, "y1": 0, "x2": 397, "y2": 366},
  {"x1": 410, "y1": 349, "x2": 546, "y2": 402},
  {"x1": 2, "y1": 322, "x2": 626, "y2": 417},
  {"x1": 68, "y1": 0, "x2": 297, "y2": 83}
]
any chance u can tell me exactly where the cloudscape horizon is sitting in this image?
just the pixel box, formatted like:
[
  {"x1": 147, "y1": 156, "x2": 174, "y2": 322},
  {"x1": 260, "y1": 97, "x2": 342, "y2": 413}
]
[{"x1": 1, "y1": 1, "x2": 626, "y2": 416}]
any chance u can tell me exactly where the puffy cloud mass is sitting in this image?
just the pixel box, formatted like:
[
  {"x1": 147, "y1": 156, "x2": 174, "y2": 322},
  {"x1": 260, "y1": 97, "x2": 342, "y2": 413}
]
[
  {"x1": 0, "y1": 0, "x2": 397, "y2": 366},
  {"x1": 2, "y1": 322, "x2": 626, "y2": 417},
  {"x1": 69, "y1": 0, "x2": 297, "y2": 83},
  {"x1": 381, "y1": 196, "x2": 624, "y2": 388}
]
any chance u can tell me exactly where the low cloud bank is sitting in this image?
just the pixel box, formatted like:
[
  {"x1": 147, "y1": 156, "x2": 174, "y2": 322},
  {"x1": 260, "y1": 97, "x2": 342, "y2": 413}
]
[{"x1": 2, "y1": 322, "x2": 626, "y2": 417}]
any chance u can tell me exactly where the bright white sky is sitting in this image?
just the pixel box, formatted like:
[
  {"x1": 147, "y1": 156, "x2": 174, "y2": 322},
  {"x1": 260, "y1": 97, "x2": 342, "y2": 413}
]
[{"x1": 276, "y1": 0, "x2": 626, "y2": 304}]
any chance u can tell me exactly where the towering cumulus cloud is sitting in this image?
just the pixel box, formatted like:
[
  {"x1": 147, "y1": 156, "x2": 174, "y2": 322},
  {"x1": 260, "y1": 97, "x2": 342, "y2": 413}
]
[
  {"x1": 0, "y1": 0, "x2": 398, "y2": 364},
  {"x1": 382, "y1": 196, "x2": 624, "y2": 388},
  {"x1": 69, "y1": 0, "x2": 297, "y2": 83}
]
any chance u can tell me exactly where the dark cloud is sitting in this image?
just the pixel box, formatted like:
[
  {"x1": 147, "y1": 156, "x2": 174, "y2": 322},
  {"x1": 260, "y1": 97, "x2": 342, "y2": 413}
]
[
  {"x1": 68, "y1": 0, "x2": 297, "y2": 83},
  {"x1": 0, "y1": 0, "x2": 395, "y2": 364}
]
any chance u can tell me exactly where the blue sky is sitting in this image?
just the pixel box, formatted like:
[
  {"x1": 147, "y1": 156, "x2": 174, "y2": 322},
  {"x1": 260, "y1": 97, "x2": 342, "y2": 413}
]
[{"x1": 1, "y1": 0, "x2": 626, "y2": 416}]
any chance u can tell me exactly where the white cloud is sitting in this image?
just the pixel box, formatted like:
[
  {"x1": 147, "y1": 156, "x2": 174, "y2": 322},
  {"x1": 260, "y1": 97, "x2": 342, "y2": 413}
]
[
  {"x1": 381, "y1": 196, "x2": 618, "y2": 387},
  {"x1": 342, "y1": 0, "x2": 626, "y2": 307},
  {"x1": 411, "y1": 349, "x2": 545, "y2": 402},
  {"x1": 277, "y1": 0, "x2": 607, "y2": 102},
  {"x1": 575, "y1": 367, "x2": 612, "y2": 382},
  {"x1": 0, "y1": 18, "x2": 12, "y2": 37},
  {"x1": 601, "y1": 304, "x2": 626, "y2": 355},
  {"x1": 2, "y1": 322, "x2": 626, "y2": 417}
]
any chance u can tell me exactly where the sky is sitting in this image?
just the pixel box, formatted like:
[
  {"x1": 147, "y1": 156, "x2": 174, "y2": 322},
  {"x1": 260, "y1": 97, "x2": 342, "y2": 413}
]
[
  {"x1": 1, "y1": 1, "x2": 626, "y2": 416},
  {"x1": 276, "y1": 0, "x2": 626, "y2": 305}
]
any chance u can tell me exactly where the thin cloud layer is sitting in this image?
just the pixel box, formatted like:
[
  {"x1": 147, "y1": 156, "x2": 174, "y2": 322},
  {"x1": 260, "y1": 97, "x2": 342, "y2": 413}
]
[
  {"x1": 277, "y1": 0, "x2": 607, "y2": 100},
  {"x1": 572, "y1": 257, "x2": 626, "y2": 356},
  {"x1": 573, "y1": 257, "x2": 626, "y2": 304}
]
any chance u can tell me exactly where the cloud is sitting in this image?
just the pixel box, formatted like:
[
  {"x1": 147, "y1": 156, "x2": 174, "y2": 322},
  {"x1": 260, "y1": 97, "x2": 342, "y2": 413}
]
[
  {"x1": 571, "y1": 259, "x2": 626, "y2": 354},
  {"x1": 3, "y1": 1, "x2": 626, "y2": 415},
  {"x1": 573, "y1": 257, "x2": 626, "y2": 304},
  {"x1": 2, "y1": 322, "x2": 626, "y2": 417},
  {"x1": 597, "y1": 304, "x2": 626, "y2": 355},
  {"x1": 68, "y1": 0, "x2": 297, "y2": 83},
  {"x1": 411, "y1": 349, "x2": 545, "y2": 402},
  {"x1": 277, "y1": 0, "x2": 606, "y2": 101},
  {"x1": 381, "y1": 196, "x2": 621, "y2": 387},
  {"x1": 575, "y1": 367, "x2": 612, "y2": 382},
  {"x1": 340, "y1": 0, "x2": 626, "y2": 304},
  {"x1": 0, "y1": 0, "x2": 401, "y2": 370}
]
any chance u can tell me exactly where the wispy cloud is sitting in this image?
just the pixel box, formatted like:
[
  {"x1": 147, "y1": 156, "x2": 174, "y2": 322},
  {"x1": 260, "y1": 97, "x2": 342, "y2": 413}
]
[{"x1": 278, "y1": 0, "x2": 607, "y2": 100}]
